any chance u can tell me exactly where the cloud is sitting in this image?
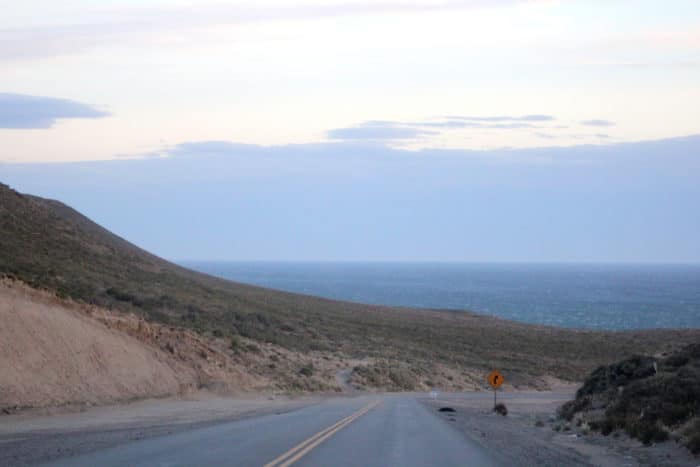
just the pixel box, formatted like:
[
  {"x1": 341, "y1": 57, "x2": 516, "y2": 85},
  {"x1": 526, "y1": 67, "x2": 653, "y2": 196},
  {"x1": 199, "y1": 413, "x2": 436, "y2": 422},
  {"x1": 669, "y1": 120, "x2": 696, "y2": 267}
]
[
  {"x1": 143, "y1": 133, "x2": 700, "y2": 169},
  {"x1": 326, "y1": 114, "x2": 560, "y2": 143},
  {"x1": 172, "y1": 141, "x2": 263, "y2": 156},
  {"x1": 446, "y1": 115, "x2": 556, "y2": 122},
  {"x1": 536, "y1": 131, "x2": 612, "y2": 140},
  {"x1": 477, "y1": 122, "x2": 538, "y2": 129},
  {"x1": 414, "y1": 120, "x2": 472, "y2": 128},
  {"x1": 581, "y1": 119, "x2": 616, "y2": 127},
  {"x1": 417, "y1": 120, "x2": 539, "y2": 129},
  {"x1": 0, "y1": 0, "x2": 555, "y2": 61},
  {"x1": 3, "y1": 133, "x2": 698, "y2": 263},
  {"x1": 0, "y1": 93, "x2": 108, "y2": 129},
  {"x1": 327, "y1": 122, "x2": 437, "y2": 141}
]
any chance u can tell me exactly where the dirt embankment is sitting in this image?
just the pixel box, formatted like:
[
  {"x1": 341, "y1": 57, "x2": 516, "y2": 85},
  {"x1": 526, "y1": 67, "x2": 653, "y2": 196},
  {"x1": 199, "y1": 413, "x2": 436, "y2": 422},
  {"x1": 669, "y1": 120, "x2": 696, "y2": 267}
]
[
  {"x1": 0, "y1": 280, "x2": 264, "y2": 411},
  {"x1": 0, "y1": 279, "x2": 374, "y2": 413}
]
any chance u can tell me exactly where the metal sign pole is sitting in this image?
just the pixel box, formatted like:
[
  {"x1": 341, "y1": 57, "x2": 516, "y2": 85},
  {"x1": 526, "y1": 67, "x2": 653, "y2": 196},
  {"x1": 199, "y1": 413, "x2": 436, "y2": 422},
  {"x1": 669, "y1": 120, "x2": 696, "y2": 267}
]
[{"x1": 488, "y1": 370, "x2": 504, "y2": 411}]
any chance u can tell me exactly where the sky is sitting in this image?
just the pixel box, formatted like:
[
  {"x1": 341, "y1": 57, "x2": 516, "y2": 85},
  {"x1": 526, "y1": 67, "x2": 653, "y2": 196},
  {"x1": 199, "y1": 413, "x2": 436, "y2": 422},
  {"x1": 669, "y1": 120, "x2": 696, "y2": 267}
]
[{"x1": 1, "y1": 0, "x2": 699, "y2": 262}]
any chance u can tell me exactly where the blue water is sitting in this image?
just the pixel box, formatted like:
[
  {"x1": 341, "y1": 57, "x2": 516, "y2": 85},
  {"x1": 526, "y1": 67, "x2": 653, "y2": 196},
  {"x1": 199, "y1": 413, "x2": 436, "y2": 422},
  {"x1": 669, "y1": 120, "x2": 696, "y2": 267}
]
[{"x1": 181, "y1": 262, "x2": 700, "y2": 330}]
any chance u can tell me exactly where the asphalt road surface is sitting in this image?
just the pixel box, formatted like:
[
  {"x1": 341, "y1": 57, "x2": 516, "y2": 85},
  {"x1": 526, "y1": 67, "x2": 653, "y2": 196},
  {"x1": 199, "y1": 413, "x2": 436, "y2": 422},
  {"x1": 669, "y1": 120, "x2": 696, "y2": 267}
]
[{"x1": 41, "y1": 395, "x2": 498, "y2": 467}]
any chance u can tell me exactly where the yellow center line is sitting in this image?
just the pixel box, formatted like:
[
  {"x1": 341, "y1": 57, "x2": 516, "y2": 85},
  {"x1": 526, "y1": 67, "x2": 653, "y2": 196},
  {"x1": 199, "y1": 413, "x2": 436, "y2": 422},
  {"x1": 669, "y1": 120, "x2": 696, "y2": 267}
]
[{"x1": 264, "y1": 400, "x2": 381, "y2": 467}]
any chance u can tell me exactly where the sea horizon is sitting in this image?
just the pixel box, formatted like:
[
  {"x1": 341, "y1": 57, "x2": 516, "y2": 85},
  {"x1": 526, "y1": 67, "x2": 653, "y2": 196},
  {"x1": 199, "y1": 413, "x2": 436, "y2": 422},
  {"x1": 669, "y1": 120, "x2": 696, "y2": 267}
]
[{"x1": 180, "y1": 261, "x2": 700, "y2": 331}]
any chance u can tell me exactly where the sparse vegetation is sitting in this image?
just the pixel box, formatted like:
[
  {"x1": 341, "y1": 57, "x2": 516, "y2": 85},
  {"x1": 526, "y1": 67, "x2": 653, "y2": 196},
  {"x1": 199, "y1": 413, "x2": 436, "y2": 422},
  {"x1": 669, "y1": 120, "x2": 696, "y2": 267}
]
[
  {"x1": 245, "y1": 343, "x2": 261, "y2": 353},
  {"x1": 298, "y1": 363, "x2": 314, "y2": 377},
  {"x1": 684, "y1": 419, "x2": 700, "y2": 454},
  {"x1": 559, "y1": 343, "x2": 700, "y2": 453},
  {"x1": 1, "y1": 182, "x2": 699, "y2": 391},
  {"x1": 351, "y1": 361, "x2": 421, "y2": 391},
  {"x1": 229, "y1": 336, "x2": 241, "y2": 352}
]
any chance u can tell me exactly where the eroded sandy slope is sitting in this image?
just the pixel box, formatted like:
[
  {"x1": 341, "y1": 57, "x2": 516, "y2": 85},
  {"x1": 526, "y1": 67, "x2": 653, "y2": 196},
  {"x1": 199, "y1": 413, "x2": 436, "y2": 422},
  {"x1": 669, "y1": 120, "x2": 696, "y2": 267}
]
[{"x1": 0, "y1": 280, "x2": 262, "y2": 410}]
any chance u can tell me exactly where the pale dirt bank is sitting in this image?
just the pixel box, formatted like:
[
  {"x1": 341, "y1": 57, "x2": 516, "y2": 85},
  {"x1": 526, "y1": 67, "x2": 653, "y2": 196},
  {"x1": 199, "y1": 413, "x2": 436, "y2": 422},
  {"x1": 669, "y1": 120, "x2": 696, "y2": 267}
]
[
  {"x1": 424, "y1": 390, "x2": 698, "y2": 467},
  {"x1": 0, "y1": 280, "x2": 265, "y2": 411},
  {"x1": 0, "y1": 279, "x2": 375, "y2": 415}
]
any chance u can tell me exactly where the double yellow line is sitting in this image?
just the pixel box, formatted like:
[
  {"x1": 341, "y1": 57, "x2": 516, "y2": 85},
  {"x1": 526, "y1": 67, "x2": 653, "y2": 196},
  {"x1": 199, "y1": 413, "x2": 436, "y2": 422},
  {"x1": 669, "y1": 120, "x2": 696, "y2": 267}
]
[{"x1": 264, "y1": 400, "x2": 381, "y2": 467}]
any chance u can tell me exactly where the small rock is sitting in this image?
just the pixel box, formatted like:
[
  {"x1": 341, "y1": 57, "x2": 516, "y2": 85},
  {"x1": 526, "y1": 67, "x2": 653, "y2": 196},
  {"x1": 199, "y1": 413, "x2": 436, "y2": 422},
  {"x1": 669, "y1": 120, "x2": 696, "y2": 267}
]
[{"x1": 494, "y1": 403, "x2": 508, "y2": 416}]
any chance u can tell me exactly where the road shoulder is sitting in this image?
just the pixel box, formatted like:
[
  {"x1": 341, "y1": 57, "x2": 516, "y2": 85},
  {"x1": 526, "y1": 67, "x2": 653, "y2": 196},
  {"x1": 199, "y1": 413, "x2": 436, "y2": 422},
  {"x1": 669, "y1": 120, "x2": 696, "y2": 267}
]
[
  {"x1": 421, "y1": 390, "x2": 697, "y2": 467},
  {"x1": 0, "y1": 393, "x2": 321, "y2": 466}
]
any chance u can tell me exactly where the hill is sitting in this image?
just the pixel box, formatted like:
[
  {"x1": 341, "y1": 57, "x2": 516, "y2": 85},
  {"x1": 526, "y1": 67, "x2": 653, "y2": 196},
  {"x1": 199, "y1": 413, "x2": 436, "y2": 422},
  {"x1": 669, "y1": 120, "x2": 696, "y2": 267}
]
[{"x1": 1, "y1": 181, "x2": 698, "y2": 395}]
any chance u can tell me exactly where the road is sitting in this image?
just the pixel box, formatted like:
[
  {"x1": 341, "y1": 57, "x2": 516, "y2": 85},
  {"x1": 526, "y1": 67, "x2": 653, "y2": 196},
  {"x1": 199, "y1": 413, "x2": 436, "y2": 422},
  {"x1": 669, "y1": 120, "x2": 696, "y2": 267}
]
[{"x1": 40, "y1": 395, "x2": 498, "y2": 467}]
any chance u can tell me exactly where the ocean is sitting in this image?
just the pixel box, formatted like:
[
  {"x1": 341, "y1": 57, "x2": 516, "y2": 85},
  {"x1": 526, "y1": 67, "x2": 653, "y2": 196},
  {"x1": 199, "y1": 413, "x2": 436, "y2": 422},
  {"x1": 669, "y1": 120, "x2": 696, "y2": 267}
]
[{"x1": 181, "y1": 262, "x2": 700, "y2": 330}]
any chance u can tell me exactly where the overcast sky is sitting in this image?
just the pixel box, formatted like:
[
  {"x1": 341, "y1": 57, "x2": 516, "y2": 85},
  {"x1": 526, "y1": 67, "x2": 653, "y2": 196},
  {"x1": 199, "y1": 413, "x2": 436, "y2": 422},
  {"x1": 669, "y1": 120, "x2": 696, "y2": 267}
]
[{"x1": 1, "y1": 0, "x2": 699, "y2": 262}]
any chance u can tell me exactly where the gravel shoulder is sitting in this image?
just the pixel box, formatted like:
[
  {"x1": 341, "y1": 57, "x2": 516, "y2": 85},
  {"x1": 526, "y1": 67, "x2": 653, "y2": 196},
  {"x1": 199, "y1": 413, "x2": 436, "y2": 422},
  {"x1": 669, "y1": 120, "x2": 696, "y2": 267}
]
[
  {"x1": 0, "y1": 392, "x2": 322, "y2": 466},
  {"x1": 422, "y1": 389, "x2": 698, "y2": 467}
]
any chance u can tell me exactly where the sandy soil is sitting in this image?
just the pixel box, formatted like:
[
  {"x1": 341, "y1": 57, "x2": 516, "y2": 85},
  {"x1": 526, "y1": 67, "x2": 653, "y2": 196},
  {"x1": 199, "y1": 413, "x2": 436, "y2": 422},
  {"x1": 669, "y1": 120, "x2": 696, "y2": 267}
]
[
  {"x1": 423, "y1": 389, "x2": 698, "y2": 467},
  {"x1": 0, "y1": 280, "x2": 270, "y2": 411},
  {"x1": 0, "y1": 392, "x2": 320, "y2": 466}
]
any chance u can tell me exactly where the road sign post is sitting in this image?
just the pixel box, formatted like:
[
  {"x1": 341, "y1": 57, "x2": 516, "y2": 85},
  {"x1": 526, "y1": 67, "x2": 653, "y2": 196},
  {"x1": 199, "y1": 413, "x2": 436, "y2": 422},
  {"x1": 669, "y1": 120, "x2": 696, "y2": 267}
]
[{"x1": 487, "y1": 370, "x2": 504, "y2": 409}]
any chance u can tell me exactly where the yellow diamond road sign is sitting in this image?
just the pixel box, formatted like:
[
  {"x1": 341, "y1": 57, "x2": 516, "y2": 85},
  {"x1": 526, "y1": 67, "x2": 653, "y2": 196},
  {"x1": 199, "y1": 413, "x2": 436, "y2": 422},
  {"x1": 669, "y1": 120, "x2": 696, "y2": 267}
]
[{"x1": 488, "y1": 370, "x2": 504, "y2": 389}]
